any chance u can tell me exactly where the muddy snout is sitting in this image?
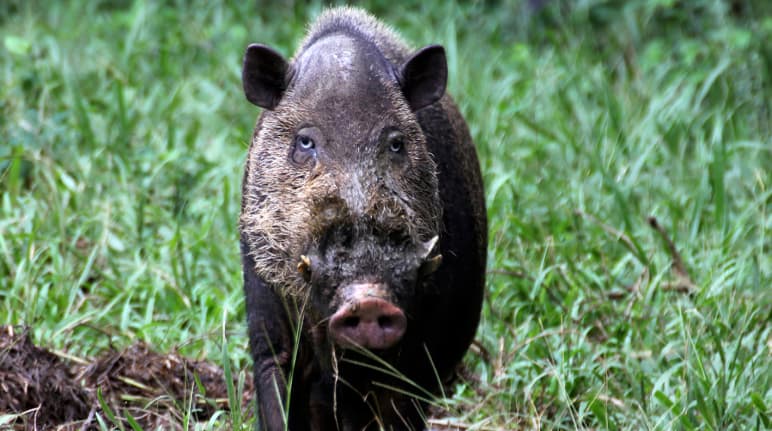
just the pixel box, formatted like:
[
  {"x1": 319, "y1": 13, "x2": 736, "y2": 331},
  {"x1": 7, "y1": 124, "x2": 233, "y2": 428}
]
[{"x1": 328, "y1": 284, "x2": 407, "y2": 350}]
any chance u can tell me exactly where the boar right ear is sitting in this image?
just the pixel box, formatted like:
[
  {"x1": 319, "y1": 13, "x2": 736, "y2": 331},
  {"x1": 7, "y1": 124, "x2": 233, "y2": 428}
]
[
  {"x1": 398, "y1": 45, "x2": 447, "y2": 111},
  {"x1": 242, "y1": 43, "x2": 290, "y2": 110}
]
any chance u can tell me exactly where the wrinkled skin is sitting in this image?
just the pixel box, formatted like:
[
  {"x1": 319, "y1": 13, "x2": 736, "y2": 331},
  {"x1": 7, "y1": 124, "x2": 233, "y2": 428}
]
[{"x1": 240, "y1": 7, "x2": 487, "y2": 431}]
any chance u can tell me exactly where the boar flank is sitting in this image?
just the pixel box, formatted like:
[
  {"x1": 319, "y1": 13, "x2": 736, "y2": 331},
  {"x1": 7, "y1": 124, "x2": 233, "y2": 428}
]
[{"x1": 239, "y1": 7, "x2": 487, "y2": 430}]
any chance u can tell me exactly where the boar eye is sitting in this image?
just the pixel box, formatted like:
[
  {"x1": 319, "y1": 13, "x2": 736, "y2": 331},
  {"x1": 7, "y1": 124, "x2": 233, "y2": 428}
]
[
  {"x1": 297, "y1": 135, "x2": 315, "y2": 150},
  {"x1": 291, "y1": 129, "x2": 319, "y2": 165},
  {"x1": 386, "y1": 131, "x2": 405, "y2": 154}
]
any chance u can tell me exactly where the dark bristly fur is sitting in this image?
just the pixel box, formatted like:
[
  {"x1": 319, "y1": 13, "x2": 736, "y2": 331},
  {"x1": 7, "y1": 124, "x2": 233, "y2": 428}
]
[{"x1": 240, "y1": 7, "x2": 487, "y2": 430}]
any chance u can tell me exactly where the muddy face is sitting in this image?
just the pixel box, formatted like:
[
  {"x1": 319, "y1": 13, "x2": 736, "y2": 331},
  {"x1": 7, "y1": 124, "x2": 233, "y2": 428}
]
[
  {"x1": 298, "y1": 227, "x2": 441, "y2": 350},
  {"x1": 240, "y1": 31, "x2": 447, "y2": 328}
]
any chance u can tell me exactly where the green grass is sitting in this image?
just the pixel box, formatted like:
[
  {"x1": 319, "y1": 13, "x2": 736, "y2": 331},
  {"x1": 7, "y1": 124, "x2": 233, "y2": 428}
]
[{"x1": 1, "y1": 0, "x2": 770, "y2": 429}]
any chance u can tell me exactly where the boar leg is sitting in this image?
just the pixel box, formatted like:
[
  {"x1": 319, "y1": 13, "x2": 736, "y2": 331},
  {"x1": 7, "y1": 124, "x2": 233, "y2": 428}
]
[{"x1": 242, "y1": 241, "x2": 311, "y2": 431}]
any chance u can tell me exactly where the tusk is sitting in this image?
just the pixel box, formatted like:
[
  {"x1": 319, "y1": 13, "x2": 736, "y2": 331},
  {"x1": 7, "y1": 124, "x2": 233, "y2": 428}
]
[
  {"x1": 419, "y1": 253, "x2": 443, "y2": 277},
  {"x1": 297, "y1": 255, "x2": 312, "y2": 281},
  {"x1": 419, "y1": 236, "x2": 440, "y2": 259}
]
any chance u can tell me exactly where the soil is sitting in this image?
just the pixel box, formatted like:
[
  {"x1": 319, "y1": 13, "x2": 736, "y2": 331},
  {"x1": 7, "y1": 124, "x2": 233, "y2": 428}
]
[
  {"x1": 0, "y1": 325, "x2": 253, "y2": 430},
  {"x1": 0, "y1": 325, "x2": 468, "y2": 430}
]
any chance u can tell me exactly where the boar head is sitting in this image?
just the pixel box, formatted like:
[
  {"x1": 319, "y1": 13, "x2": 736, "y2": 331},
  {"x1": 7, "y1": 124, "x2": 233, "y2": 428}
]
[{"x1": 241, "y1": 30, "x2": 446, "y2": 352}]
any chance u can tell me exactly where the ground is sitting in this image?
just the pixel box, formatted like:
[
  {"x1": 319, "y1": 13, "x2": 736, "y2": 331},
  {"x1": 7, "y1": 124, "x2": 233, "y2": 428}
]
[{"x1": 0, "y1": 325, "x2": 253, "y2": 429}]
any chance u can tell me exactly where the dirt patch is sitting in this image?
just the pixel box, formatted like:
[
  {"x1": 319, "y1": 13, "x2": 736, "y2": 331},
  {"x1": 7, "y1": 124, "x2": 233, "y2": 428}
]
[{"x1": 0, "y1": 326, "x2": 253, "y2": 430}]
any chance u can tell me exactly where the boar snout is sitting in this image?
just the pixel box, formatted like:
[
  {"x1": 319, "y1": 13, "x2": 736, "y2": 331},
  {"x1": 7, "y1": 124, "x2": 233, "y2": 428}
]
[{"x1": 329, "y1": 284, "x2": 407, "y2": 350}]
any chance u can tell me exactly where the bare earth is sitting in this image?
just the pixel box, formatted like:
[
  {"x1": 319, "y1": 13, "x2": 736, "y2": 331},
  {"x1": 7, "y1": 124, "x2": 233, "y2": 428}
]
[{"x1": 0, "y1": 325, "x2": 253, "y2": 430}]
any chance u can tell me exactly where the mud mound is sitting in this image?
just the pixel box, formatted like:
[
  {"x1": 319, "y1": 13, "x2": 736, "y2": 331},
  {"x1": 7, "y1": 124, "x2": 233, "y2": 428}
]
[
  {"x1": 0, "y1": 326, "x2": 90, "y2": 427},
  {"x1": 0, "y1": 326, "x2": 253, "y2": 430}
]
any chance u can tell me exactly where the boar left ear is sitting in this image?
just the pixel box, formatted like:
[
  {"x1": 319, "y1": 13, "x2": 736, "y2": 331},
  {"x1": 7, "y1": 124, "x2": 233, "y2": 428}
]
[
  {"x1": 243, "y1": 43, "x2": 291, "y2": 110},
  {"x1": 398, "y1": 45, "x2": 447, "y2": 111}
]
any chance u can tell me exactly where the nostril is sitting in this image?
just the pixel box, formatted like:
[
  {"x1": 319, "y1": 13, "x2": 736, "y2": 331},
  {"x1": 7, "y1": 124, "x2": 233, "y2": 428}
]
[
  {"x1": 343, "y1": 316, "x2": 359, "y2": 328},
  {"x1": 377, "y1": 315, "x2": 393, "y2": 328},
  {"x1": 329, "y1": 295, "x2": 407, "y2": 349}
]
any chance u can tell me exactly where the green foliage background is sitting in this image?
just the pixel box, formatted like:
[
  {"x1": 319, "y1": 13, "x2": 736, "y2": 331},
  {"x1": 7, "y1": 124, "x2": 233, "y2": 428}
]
[{"x1": 1, "y1": 0, "x2": 770, "y2": 429}]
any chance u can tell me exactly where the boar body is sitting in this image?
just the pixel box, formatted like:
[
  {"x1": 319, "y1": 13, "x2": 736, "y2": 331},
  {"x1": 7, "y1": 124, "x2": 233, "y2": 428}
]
[{"x1": 240, "y1": 7, "x2": 486, "y2": 430}]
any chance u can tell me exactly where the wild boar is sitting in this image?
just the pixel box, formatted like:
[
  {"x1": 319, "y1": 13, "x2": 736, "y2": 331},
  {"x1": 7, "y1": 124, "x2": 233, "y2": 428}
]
[{"x1": 240, "y1": 7, "x2": 487, "y2": 430}]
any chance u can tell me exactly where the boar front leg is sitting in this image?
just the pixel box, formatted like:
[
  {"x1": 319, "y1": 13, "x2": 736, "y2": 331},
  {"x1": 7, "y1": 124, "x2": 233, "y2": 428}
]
[{"x1": 242, "y1": 242, "x2": 310, "y2": 431}]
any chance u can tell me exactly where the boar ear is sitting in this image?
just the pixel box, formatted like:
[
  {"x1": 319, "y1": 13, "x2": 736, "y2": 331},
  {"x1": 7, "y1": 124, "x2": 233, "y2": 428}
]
[
  {"x1": 398, "y1": 44, "x2": 447, "y2": 111},
  {"x1": 243, "y1": 43, "x2": 290, "y2": 110}
]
